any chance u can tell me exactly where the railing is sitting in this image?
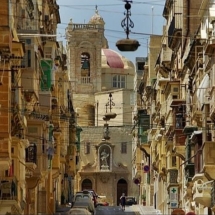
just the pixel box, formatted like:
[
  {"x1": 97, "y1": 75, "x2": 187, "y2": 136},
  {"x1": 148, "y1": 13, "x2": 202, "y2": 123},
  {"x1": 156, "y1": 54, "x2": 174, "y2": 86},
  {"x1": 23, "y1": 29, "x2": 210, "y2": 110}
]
[
  {"x1": 17, "y1": 18, "x2": 38, "y2": 32},
  {"x1": 70, "y1": 24, "x2": 103, "y2": 31},
  {"x1": 0, "y1": 176, "x2": 18, "y2": 200},
  {"x1": 81, "y1": 77, "x2": 91, "y2": 84}
]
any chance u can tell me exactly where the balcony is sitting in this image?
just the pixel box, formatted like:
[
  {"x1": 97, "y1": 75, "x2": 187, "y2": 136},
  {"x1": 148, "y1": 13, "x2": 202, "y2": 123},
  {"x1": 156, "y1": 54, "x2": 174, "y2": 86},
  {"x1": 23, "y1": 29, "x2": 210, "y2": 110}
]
[
  {"x1": 211, "y1": 181, "x2": 215, "y2": 210},
  {"x1": 139, "y1": 141, "x2": 150, "y2": 155},
  {"x1": 184, "y1": 164, "x2": 195, "y2": 183},
  {"x1": 172, "y1": 130, "x2": 185, "y2": 159},
  {"x1": 0, "y1": 28, "x2": 12, "y2": 55},
  {"x1": 39, "y1": 91, "x2": 52, "y2": 115},
  {"x1": 192, "y1": 178, "x2": 211, "y2": 207},
  {"x1": 202, "y1": 141, "x2": 215, "y2": 179},
  {"x1": 168, "y1": 14, "x2": 182, "y2": 49},
  {"x1": 192, "y1": 110, "x2": 202, "y2": 126},
  {"x1": 81, "y1": 77, "x2": 91, "y2": 84},
  {"x1": 26, "y1": 144, "x2": 36, "y2": 164},
  {"x1": 0, "y1": 138, "x2": 11, "y2": 170},
  {"x1": 210, "y1": 103, "x2": 215, "y2": 122},
  {"x1": 21, "y1": 69, "x2": 39, "y2": 101},
  {"x1": 0, "y1": 176, "x2": 18, "y2": 200},
  {"x1": 17, "y1": 17, "x2": 39, "y2": 33},
  {"x1": 160, "y1": 44, "x2": 172, "y2": 68},
  {"x1": 52, "y1": 154, "x2": 60, "y2": 169},
  {"x1": 167, "y1": 168, "x2": 178, "y2": 188},
  {"x1": 0, "y1": 176, "x2": 23, "y2": 213}
]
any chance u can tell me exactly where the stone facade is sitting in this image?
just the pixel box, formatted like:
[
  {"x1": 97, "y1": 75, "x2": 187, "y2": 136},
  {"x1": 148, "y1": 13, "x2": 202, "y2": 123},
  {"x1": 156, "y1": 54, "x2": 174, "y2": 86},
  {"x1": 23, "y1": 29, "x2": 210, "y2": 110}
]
[
  {"x1": 66, "y1": 9, "x2": 138, "y2": 205},
  {"x1": 77, "y1": 126, "x2": 135, "y2": 205}
]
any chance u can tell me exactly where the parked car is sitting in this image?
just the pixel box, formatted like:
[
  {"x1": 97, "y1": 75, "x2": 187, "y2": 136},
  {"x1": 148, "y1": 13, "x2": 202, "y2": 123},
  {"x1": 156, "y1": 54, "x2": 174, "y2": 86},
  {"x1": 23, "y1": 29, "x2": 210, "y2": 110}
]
[
  {"x1": 82, "y1": 189, "x2": 98, "y2": 207},
  {"x1": 96, "y1": 201, "x2": 109, "y2": 206},
  {"x1": 72, "y1": 191, "x2": 93, "y2": 205},
  {"x1": 125, "y1": 196, "x2": 137, "y2": 206},
  {"x1": 66, "y1": 208, "x2": 91, "y2": 215},
  {"x1": 96, "y1": 195, "x2": 109, "y2": 207},
  {"x1": 72, "y1": 199, "x2": 95, "y2": 215}
]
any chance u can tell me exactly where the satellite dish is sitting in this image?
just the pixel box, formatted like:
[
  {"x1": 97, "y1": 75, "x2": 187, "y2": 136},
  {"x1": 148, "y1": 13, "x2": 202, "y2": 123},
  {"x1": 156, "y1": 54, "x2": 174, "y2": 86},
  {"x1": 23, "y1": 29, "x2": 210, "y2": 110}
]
[{"x1": 143, "y1": 165, "x2": 150, "y2": 173}]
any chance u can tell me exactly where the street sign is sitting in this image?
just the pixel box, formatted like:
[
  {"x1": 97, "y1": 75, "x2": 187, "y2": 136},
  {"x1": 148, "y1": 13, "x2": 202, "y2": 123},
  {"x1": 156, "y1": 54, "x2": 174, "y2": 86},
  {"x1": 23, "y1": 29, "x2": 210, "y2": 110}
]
[{"x1": 169, "y1": 186, "x2": 178, "y2": 209}]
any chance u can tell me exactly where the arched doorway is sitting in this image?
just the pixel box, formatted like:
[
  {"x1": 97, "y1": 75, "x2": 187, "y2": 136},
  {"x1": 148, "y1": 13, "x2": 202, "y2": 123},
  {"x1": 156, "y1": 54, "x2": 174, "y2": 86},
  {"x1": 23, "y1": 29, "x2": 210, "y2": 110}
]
[
  {"x1": 117, "y1": 179, "x2": 127, "y2": 205},
  {"x1": 81, "y1": 179, "x2": 92, "y2": 190}
]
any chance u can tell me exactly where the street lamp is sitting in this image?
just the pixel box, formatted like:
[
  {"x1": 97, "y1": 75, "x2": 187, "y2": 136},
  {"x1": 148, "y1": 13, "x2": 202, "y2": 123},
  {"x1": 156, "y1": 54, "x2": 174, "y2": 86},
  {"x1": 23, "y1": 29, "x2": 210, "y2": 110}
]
[
  {"x1": 116, "y1": 0, "x2": 140, "y2": 52},
  {"x1": 102, "y1": 93, "x2": 117, "y2": 140}
]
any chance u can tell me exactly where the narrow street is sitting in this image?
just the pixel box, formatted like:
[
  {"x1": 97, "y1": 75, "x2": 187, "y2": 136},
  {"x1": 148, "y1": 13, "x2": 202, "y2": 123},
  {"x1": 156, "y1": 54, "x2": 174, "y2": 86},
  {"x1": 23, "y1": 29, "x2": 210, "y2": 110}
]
[{"x1": 96, "y1": 206, "x2": 138, "y2": 215}]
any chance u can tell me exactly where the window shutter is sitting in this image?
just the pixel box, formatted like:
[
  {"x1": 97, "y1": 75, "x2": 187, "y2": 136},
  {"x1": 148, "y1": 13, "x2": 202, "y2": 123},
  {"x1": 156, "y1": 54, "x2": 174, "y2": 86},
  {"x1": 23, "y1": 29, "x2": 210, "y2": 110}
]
[{"x1": 121, "y1": 142, "x2": 127, "y2": 154}]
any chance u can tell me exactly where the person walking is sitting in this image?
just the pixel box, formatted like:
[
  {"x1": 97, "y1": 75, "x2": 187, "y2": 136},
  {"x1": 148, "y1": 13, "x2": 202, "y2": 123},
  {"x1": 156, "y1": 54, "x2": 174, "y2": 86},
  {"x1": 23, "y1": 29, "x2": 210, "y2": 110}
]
[{"x1": 120, "y1": 193, "x2": 126, "y2": 211}]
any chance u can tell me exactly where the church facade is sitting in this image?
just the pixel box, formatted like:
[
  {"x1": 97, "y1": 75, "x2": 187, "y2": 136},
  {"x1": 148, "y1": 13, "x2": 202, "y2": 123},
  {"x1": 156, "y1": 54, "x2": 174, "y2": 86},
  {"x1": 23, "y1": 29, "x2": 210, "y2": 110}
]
[{"x1": 66, "y1": 8, "x2": 138, "y2": 205}]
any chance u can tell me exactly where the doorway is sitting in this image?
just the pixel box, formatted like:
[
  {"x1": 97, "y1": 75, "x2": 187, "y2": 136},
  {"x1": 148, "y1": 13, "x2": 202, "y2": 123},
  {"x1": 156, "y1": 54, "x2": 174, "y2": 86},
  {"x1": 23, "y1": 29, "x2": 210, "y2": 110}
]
[
  {"x1": 117, "y1": 179, "x2": 127, "y2": 205},
  {"x1": 81, "y1": 179, "x2": 92, "y2": 190}
]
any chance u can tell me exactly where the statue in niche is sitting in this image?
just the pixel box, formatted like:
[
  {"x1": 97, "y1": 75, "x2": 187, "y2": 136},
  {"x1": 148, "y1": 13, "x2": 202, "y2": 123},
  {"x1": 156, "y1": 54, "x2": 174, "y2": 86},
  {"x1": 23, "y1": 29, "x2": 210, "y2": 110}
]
[{"x1": 100, "y1": 149, "x2": 109, "y2": 170}]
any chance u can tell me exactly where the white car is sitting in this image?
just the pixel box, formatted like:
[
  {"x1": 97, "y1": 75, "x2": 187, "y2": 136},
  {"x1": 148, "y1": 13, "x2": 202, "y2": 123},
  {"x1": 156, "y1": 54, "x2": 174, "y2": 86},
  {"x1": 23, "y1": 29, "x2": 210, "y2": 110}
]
[
  {"x1": 72, "y1": 192, "x2": 95, "y2": 215},
  {"x1": 66, "y1": 208, "x2": 91, "y2": 215}
]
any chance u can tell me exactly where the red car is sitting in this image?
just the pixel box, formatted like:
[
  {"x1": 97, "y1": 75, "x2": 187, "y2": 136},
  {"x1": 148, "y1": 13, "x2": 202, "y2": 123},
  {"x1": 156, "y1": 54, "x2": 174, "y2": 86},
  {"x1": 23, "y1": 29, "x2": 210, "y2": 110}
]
[
  {"x1": 96, "y1": 201, "x2": 109, "y2": 206},
  {"x1": 96, "y1": 195, "x2": 109, "y2": 206}
]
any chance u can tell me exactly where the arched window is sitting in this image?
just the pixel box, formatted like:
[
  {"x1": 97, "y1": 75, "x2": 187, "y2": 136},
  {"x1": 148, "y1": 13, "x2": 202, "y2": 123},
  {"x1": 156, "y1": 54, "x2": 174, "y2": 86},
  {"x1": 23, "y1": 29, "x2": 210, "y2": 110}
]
[
  {"x1": 82, "y1": 179, "x2": 92, "y2": 190},
  {"x1": 81, "y1": 52, "x2": 90, "y2": 83}
]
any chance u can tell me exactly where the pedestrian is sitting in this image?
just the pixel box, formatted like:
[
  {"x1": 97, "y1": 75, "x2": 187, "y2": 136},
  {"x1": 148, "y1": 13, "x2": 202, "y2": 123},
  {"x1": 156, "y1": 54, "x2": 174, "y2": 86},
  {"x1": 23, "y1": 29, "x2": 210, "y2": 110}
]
[{"x1": 120, "y1": 193, "x2": 126, "y2": 211}]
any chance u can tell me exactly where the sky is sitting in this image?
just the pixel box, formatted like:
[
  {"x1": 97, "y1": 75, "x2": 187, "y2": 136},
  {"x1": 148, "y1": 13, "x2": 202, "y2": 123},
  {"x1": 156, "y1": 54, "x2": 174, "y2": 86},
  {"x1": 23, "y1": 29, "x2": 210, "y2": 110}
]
[{"x1": 56, "y1": 0, "x2": 166, "y2": 64}]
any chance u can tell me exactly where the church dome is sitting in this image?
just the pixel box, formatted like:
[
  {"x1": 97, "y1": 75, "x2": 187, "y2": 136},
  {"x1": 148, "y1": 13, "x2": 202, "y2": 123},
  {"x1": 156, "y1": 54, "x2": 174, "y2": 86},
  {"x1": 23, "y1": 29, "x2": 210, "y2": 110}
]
[
  {"x1": 101, "y1": 49, "x2": 134, "y2": 71},
  {"x1": 88, "y1": 7, "x2": 105, "y2": 25}
]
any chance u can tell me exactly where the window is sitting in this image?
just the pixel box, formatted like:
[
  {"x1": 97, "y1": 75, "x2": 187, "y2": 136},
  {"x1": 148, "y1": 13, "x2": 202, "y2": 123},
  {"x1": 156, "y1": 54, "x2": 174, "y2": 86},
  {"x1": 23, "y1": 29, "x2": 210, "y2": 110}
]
[
  {"x1": 21, "y1": 38, "x2": 33, "y2": 67},
  {"x1": 121, "y1": 142, "x2": 127, "y2": 154},
  {"x1": 84, "y1": 142, "x2": 90, "y2": 154},
  {"x1": 44, "y1": 47, "x2": 52, "y2": 59},
  {"x1": 81, "y1": 52, "x2": 90, "y2": 76},
  {"x1": 172, "y1": 156, "x2": 176, "y2": 167},
  {"x1": 112, "y1": 75, "x2": 125, "y2": 88},
  {"x1": 137, "y1": 62, "x2": 145, "y2": 70},
  {"x1": 5, "y1": 160, "x2": 14, "y2": 177}
]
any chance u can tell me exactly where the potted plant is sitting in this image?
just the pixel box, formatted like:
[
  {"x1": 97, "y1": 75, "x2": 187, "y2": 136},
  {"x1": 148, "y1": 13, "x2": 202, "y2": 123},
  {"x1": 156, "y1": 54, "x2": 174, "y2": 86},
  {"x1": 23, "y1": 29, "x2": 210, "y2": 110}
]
[{"x1": 141, "y1": 194, "x2": 146, "y2": 206}]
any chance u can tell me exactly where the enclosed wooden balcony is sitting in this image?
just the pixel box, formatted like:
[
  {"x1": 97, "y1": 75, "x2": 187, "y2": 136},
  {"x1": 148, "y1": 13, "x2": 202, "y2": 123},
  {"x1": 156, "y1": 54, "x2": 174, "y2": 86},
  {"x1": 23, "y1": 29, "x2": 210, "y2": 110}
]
[
  {"x1": 168, "y1": 14, "x2": 182, "y2": 49},
  {"x1": 0, "y1": 138, "x2": 11, "y2": 170},
  {"x1": 211, "y1": 181, "x2": 215, "y2": 211},
  {"x1": 0, "y1": 176, "x2": 18, "y2": 200},
  {"x1": 160, "y1": 44, "x2": 172, "y2": 68},
  {"x1": 21, "y1": 70, "x2": 39, "y2": 100},
  {"x1": 167, "y1": 168, "x2": 178, "y2": 189},
  {"x1": 0, "y1": 176, "x2": 24, "y2": 213},
  {"x1": 52, "y1": 153, "x2": 60, "y2": 170},
  {"x1": 25, "y1": 144, "x2": 37, "y2": 174},
  {"x1": 202, "y1": 141, "x2": 215, "y2": 179}
]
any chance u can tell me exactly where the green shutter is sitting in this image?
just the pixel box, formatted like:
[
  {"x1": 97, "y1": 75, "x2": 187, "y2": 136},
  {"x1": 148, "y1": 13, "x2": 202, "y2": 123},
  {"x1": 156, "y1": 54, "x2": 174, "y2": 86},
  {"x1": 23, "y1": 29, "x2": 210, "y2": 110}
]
[{"x1": 40, "y1": 60, "x2": 52, "y2": 91}]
